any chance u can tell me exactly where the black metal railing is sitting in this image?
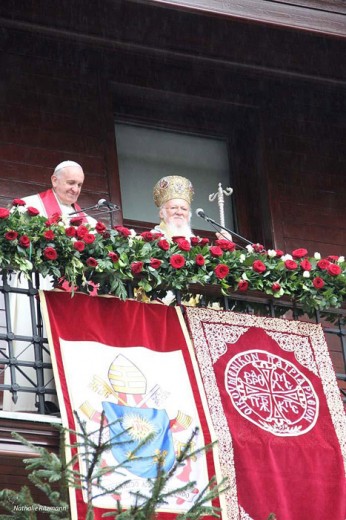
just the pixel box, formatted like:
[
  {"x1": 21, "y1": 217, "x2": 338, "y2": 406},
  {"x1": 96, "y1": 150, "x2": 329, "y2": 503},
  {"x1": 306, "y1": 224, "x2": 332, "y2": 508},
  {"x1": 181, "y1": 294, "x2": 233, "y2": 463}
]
[{"x1": 0, "y1": 270, "x2": 345, "y2": 415}]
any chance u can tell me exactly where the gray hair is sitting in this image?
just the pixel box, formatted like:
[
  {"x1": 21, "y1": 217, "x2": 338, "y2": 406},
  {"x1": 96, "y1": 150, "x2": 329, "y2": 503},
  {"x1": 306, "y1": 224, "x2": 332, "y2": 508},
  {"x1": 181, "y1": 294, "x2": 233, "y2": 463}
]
[{"x1": 54, "y1": 160, "x2": 83, "y2": 176}]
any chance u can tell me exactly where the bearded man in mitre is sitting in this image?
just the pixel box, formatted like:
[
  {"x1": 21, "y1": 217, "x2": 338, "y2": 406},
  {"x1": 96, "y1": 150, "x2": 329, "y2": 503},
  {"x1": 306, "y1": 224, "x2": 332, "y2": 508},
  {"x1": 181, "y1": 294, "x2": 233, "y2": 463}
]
[
  {"x1": 152, "y1": 175, "x2": 195, "y2": 240},
  {"x1": 152, "y1": 175, "x2": 232, "y2": 242}
]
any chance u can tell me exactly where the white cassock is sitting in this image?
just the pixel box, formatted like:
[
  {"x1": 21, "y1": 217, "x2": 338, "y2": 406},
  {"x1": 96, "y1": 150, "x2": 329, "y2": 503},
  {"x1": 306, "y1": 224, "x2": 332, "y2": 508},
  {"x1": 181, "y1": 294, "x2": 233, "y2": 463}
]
[{"x1": 2, "y1": 192, "x2": 97, "y2": 413}]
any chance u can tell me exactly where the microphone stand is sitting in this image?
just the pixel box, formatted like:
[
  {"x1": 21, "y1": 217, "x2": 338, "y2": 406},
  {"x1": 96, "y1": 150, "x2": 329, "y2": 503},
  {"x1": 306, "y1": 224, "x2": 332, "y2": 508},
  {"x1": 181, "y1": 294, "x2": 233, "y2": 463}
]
[
  {"x1": 69, "y1": 206, "x2": 120, "y2": 227},
  {"x1": 91, "y1": 207, "x2": 120, "y2": 227},
  {"x1": 201, "y1": 215, "x2": 253, "y2": 247}
]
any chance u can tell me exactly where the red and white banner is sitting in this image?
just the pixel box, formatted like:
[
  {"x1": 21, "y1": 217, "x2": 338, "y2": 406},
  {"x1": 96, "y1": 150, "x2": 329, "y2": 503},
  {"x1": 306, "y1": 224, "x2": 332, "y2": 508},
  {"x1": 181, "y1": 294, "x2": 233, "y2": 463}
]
[
  {"x1": 40, "y1": 291, "x2": 222, "y2": 520},
  {"x1": 185, "y1": 307, "x2": 346, "y2": 520}
]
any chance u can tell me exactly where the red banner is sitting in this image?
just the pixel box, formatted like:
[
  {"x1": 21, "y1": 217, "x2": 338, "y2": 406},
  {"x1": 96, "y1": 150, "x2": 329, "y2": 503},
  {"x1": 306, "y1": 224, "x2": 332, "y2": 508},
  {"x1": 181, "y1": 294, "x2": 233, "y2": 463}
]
[
  {"x1": 41, "y1": 292, "x2": 223, "y2": 519},
  {"x1": 185, "y1": 307, "x2": 346, "y2": 520}
]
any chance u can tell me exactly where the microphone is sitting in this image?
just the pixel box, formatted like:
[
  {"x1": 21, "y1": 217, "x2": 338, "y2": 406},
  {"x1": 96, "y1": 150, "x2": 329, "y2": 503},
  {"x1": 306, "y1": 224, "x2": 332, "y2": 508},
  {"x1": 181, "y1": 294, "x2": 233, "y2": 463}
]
[
  {"x1": 97, "y1": 199, "x2": 120, "y2": 211},
  {"x1": 195, "y1": 208, "x2": 213, "y2": 223},
  {"x1": 195, "y1": 208, "x2": 253, "y2": 246},
  {"x1": 69, "y1": 199, "x2": 120, "y2": 216}
]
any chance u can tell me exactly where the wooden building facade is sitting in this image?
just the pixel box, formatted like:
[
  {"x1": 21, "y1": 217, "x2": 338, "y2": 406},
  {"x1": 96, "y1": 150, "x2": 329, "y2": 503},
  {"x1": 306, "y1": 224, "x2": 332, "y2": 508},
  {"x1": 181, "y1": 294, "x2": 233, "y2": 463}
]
[
  {"x1": 0, "y1": 0, "x2": 345, "y2": 513},
  {"x1": 0, "y1": 0, "x2": 345, "y2": 254}
]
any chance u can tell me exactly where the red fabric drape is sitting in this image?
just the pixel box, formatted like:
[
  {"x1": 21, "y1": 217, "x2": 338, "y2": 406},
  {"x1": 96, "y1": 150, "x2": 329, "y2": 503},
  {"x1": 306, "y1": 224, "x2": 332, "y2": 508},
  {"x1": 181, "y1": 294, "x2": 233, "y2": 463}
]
[
  {"x1": 185, "y1": 307, "x2": 346, "y2": 520},
  {"x1": 42, "y1": 292, "x2": 220, "y2": 520}
]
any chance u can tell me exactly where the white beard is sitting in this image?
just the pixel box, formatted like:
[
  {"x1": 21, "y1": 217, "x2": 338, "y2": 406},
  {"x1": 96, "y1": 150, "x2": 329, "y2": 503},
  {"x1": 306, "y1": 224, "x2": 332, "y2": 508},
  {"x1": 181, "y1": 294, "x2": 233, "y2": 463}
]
[{"x1": 166, "y1": 221, "x2": 193, "y2": 238}]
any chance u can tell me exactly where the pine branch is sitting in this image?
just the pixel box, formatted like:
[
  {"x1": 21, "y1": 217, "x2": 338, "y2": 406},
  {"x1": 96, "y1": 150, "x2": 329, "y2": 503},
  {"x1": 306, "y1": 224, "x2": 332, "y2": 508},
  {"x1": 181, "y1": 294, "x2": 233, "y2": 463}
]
[{"x1": 0, "y1": 413, "x2": 229, "y2": 520}]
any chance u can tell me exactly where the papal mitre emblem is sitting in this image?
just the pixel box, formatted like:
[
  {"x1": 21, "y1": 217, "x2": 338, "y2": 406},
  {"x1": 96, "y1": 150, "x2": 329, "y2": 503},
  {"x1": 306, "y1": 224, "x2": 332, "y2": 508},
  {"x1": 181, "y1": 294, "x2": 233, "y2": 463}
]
[{"x1": 108, "y1": 354, "x2": 147, "y2": 395}]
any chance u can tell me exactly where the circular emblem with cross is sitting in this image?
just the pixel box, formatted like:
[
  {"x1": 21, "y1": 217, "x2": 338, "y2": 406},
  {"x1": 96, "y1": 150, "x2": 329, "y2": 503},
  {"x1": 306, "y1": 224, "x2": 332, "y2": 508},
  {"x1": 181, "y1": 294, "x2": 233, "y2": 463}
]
[{"x1": 225, "y1": 350, "x2": 319, "y2": 436}]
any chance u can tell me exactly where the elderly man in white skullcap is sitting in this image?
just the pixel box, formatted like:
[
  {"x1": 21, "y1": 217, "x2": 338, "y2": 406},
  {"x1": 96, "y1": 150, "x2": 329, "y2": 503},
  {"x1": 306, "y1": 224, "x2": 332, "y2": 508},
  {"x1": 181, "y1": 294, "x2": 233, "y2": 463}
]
[
  {"x1": 3, "y1": 161, "x2": 97, "y2": 414},
  {"x1": 21, "y1": 160, "x2": 97, "y2": 226}
]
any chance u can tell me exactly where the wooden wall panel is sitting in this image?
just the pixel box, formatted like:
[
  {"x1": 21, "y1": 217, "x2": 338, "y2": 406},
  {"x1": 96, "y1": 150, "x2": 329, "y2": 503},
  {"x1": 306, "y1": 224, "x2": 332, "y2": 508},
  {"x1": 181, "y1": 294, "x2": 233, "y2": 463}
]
[
  {"x1": 263, "y1": 91, "x2": 346, "y2": 256},
  {"x1": 0, "y1": 418, "x2": 60, "y2": 519},
  {"x1": 0, "y1": 30, "x2": 121, "y2": 224}
]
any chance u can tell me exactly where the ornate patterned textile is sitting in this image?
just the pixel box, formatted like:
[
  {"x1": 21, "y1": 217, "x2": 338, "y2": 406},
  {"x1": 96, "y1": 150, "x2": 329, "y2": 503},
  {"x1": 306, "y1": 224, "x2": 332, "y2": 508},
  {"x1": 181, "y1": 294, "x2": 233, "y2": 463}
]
[{"x1": 185, "y1": 307, "x2": 346, "y2": 520}]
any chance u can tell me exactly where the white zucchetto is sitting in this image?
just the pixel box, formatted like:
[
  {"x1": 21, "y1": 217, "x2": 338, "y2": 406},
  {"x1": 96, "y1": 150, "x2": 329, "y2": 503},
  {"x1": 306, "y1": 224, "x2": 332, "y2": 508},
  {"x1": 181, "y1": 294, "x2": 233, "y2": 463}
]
[{"x1": 54, "y1": 160, "x2": 82, "y2": 174}]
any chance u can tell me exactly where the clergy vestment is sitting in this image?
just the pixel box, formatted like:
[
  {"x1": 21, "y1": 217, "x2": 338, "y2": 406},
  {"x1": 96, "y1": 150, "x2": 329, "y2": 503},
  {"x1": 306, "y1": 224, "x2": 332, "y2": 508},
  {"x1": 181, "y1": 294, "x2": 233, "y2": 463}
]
[{"x1": 2, "y1": 189, "x2": 97, "y2": 412}]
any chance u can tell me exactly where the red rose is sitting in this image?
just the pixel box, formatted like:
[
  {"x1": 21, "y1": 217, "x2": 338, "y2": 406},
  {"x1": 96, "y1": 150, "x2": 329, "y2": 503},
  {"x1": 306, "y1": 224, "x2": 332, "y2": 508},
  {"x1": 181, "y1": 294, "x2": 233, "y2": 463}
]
[
  {"x1": 170, "y1": 254, "x2": 185, "y2": 269},
  {"x1": 199, "y1": 238, "x2": 210, "y2": 246},
  {"x1": 27, "y1": 206, "x2": 40, "y2": 216},
  {"x1": 190, "y1": 237, "x2": 200, "y2": 246},
  {"x1": 253, "y1": 243, "x2": 265, "y2": 253},
  {"x1": 327, "y1": 255, "x2": 339, "y2": 262},
  {"x1": 95, "y1": 221, "x2": 107, "y2": 234},
  {"x1": 108, "y1": 251, "x2": 119, "y2": 263},
  {"x1": 285, "y1": 259, "x2": 298, "y2": 270},
  {"x1": 292, "y1": 248, "x2": 308, "y2": 258},
  {"x1": 300, "y1": 259, "x2": 312, "y2": 271},
  {"x1": 0, "y1": 208, "x2": 10, "y2": 219},
  {"x1": 272, "y1": 282, "x2": 281, "y2": 292},
  {"x1": 313, "y1": 277, "x2": 325, "y2": 289},
  {"x1": 214, "y1": 264, "x2": 229, "y2": 279},
  {"x1": 150, "y1": 258, "x2": 162, "y2": 269},
  {"x1": 43, "y1": 230, "x2": 55, "y2": 240},
  {"x1": 65, "y1": 226, "x2": 76, "y2": 237},
  {"x1": 327, "y1": 264, "x2": 342, "y2": 276},
  {"x1": 158, "y1": 239, "x2": 170, "y2": 251},
  {"x1": 210, "y1": 246, "x2": 223, "y2": 257},
  {"x1": 76, "y1": 225, "x2": 88, "y2": 238},
  {"x1": 275, "y1": 249, "x2": 284, "y2": 258},
  {"x1": 45, "y1": 213, "x2": 61, "y2": 226},
  {"x1": 238, "y1": 280, "x2": 249, "y2": 292},
  {"x1": 12, "y1": 198, "x2": 26, "y2": 206},
  {"x1": 86, "y1": 257, "x2": 98, "y2": 267},
  {"x1": 195, "y1": 254, "x2": 205, "y2": 266},
  {"x1": 114, "y1": 225, "x2": 131, "y2": 237},
  {"x1": 152, "y1": 232, "x2": 163, "y2": 240},
  {"x1": 73, "y1": 241, "x2": 85, "y2": 252},
  {"x1": 131, "y1": 261, "x2": 144, "y2": 274},
  {"x1": 141, "y1": 231, "x2": 155, "y2": 242},
  {"x1": 253, "y1": 260, "x2": 266, "y2": 273},
  {"x1": 317, "y1": 259, "x2": 330, "y2": 270},
  {"x1": 83, "y1": 233, "x2": 96, "y2": 244},
  {"x1": 19, "y1": 235, "x2": 30, "y2": 248},
  {"x1": 177, "y1": 239, "x2": 191, "y2": 252},
  {"x1": 5, "y1": 230, "x2": 18, "y2": 241},
  {"x1": 70, "y1": 216, "x2": 84, "y2": 226},
  {"x1": 215, "y1": 239, "x2": 236, "y2": 252},
  {"x1": 43, "y1": 247, "x2": 58, "y2": 260}
]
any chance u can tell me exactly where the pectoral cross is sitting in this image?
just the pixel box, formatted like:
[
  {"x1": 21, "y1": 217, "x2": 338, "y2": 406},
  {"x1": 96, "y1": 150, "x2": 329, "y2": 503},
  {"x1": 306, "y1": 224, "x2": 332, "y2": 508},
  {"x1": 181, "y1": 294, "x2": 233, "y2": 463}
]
[{"x1": 209, "y1": 183, "x2": 233, "y2": 227}]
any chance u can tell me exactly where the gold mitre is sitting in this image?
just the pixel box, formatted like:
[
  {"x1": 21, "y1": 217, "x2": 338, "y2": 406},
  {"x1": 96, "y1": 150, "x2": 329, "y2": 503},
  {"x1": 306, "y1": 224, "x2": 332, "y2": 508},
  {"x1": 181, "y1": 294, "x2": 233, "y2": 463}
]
[{"x1": 153, "y1": 175, "x2": 194, "y2": 207}]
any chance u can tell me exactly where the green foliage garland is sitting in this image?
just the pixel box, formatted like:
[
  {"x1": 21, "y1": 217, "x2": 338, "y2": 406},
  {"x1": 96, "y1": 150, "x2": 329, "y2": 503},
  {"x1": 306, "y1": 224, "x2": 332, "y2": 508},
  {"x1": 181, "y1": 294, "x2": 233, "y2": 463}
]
[{"x1": 0, "y1": 202, "x2": 345, "y2": 314}]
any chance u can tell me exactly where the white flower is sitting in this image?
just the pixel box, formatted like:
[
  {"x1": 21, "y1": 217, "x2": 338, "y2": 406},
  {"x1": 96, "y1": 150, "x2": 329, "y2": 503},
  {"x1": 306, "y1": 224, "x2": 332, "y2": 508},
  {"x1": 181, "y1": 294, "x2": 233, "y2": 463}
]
[
  {"x1": 314, "y1": 252, "x2": 321, "y2": 260},
  {"x1": 338, "y1": 256, "x2": 344, "y2": 263},
  {"x1": 267, "y1": 249, "x2": 277, "y2": 258},
  {"x1": 239, "y1": 254, "x2": 246, "y2": 263},
  {"x1": 281, "y1": 254, "x2": 293, "y2": 261},
  {"x1": 246, "y1": 245, "x2": 254, "y2": 253},
  {"x1": 303, "y1": 271, "x2": 310, "y2": 278},
  {"x1": 242, "y1": 272, "x2": 249, "y2": 281},
  {"x1": 209, "y1": 301, "x2": 222, "y2": 310}
]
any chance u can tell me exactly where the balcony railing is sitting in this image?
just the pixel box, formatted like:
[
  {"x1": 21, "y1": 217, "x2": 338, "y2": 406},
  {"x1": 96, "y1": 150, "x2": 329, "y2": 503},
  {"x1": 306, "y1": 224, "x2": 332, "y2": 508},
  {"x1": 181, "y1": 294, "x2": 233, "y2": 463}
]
[{"x1": 0, "y1": 270, "x2": 345, "y2": 415}]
